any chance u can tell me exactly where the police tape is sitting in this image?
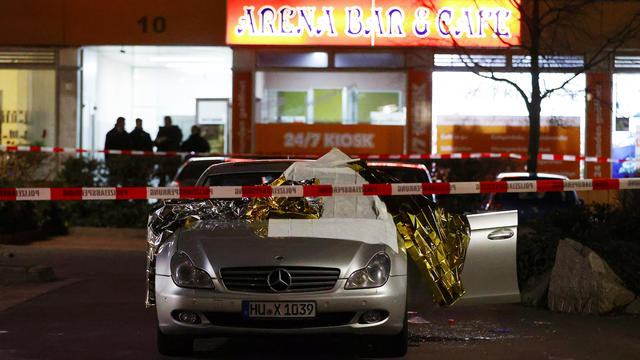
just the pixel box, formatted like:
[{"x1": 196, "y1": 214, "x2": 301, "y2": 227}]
[
  {"x1": 1, "y1": 178, "x2": 638, "y2": 201},
  {"x1": 0, "y1": 145, "x2": 635, "y2": 164}
]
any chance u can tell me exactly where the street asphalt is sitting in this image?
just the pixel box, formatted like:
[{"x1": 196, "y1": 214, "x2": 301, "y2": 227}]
[{"x1": 0, "y1": 233, "x2": 638, "y2": 360}]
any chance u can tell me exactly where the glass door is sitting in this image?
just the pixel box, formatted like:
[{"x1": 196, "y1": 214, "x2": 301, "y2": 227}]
[{"x1": 196, "y1": 98, "x2": 229, "y2": 154}]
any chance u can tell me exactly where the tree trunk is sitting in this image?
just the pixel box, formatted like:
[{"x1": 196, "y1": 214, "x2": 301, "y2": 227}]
[
  {"x1": 527, "y1": 93, "x2": 541, "y2": 174},
  {"x1": 527, "y1": 0, "x2": 541, "y2": 174}
]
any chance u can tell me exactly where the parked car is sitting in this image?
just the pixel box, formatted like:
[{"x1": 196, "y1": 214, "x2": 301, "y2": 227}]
[
  {"x1": 154, "y1": 160, "x2": 519, "y2": 357},
  {"x1": 170, "y1": 157, "x2": 228, "y2": 187},
  {"x1": 482, "y1": 172, "x2": 582, "y2": 223},
  {"x1": 170, "y1": 157, "x2": 309, "y2": 186},
  {"x1": 173, "y1": 158, "x2": 436, "y2": 201},
  {"x1": 367, "y1": 161, "x2": 436, "y2": 202}
]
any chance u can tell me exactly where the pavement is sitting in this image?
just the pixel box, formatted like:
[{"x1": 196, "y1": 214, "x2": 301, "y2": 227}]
[{"x1": 0, "y1": 228, "x2": 638, "y2": 360}]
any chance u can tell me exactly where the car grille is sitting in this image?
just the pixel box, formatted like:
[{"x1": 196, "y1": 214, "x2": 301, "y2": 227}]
[
  {"x1": 220, "y1": 267, "x2": 340, "y2": 293},
  {"x1": 203, "y1": 312, "x2": 355, "y2": 329}
]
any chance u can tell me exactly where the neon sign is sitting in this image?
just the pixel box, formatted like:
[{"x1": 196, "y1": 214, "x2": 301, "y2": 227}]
[{"x1": 227, "y1": 0, "x2": 521, "y2": 47}]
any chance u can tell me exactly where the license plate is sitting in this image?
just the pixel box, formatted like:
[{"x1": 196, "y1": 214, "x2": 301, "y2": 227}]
[{"x1": 242, "y1": 301, "x2": 316, "y2": 319}]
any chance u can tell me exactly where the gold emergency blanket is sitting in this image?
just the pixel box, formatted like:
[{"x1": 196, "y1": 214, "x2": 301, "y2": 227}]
[
  {"x1": 245, "y1": 175, "x2": 323, "y2": 221},
  {"x1": 348, "y1": 161, "x2": 471, "y2": 306},
  {"x1": 395, "y1": 207, "x2": 470, "y2": 306}
]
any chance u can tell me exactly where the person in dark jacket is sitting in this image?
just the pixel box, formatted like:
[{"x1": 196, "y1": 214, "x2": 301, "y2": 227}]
[
  {"x1": 129, "y1": 118, "x2": 154, "y2": 183},
  {"x1": 154, "y1": 116, "x2": 183, "y2": 152},
  {"x1": 153, "y1": 116, "x2": 183, "y2": 186},
  {"x1": 180, "y1": 125, "x2": 211, "y2": 154},
  {"x1": 104, "y1": 117, "x2": 132, "y2": 158},
  {"x1": 104, "y1": 117, "x2": 132, "y2": 186},
  {"x1": 130, "y1": 118, "x2": 153, "y2": 151}
]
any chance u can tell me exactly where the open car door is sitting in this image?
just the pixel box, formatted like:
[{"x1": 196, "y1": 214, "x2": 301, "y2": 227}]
[{"x1": 457, "y1": 210, "x2": 520, "y2": 305}]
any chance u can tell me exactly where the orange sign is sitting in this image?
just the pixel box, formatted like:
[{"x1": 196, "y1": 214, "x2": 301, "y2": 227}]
[
  {"x1": 227, "y1": 0, "x2": 521, "y2": 47},
  {"x1": 255, "y1": 123, "x2": 404, "y2": 154},
  {"x1": 585, "y1": 72, "x2": 612, "y2": 179},
  {"x1": 437, "y1": 116, "x2": 581, "y2": 178}
]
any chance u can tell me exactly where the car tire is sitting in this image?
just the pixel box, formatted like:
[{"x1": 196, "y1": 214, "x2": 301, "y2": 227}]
[
  {"x1": 362, "y1": 312, "x2": 408, "y2": 358},
  {"x1": 157, "y1": 326, "x2": 194, "y2": 356}
]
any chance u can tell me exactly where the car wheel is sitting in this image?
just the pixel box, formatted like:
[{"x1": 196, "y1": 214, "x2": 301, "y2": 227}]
[
  {"x1": 157, "y1": 326, "x2": 194, "y2": 356},
  {"x1": 362, "y1": 312, "x2": 408, "y2": 358}
]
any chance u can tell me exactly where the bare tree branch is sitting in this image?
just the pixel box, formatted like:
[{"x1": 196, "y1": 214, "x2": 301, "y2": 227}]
[{"x1": 541, "y1": 12, "x2": 640, "y2": 99}]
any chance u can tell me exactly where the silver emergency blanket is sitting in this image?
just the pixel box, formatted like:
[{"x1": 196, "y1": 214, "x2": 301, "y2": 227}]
[{"x1": 145, "y1": 180, "x2": 322, "y2": 307}]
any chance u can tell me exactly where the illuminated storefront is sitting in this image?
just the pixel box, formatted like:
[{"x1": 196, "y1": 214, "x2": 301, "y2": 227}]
[
  {"x1": 0, "y1": 50, "x2": 57, "y2": 147},
  {"x1": 226, "y1": 0, "x2": 523, "y2": 155}
]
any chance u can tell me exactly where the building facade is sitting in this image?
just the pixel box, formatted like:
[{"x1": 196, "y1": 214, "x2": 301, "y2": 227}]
[{"x1": 1, "y1": 0, "x2": 640, "y2": 182}]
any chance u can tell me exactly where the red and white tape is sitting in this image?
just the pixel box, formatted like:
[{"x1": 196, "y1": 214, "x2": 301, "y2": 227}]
[
  {"x1": 0, "y1": 145, "x2": 635, "y2": 164},
  {"x1": 0, "y1": 145, "x2": 194, "y2": 157},
  {"x1": 1, "y1": 178, "x2": 637, "y2": 201}
]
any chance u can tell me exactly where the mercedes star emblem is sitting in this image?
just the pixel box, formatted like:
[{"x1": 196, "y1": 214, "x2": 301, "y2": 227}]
[{"x1": 267, "y1": 268, "x2": 292, "y2": 292}]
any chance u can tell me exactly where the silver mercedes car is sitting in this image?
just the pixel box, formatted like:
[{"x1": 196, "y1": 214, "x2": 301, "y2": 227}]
[{"x1": 153, "y1": 159, "x2": 519, "y2": 357}]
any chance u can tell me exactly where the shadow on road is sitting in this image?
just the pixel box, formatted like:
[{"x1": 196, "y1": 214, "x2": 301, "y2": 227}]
[{"x1": 170, "y1": 335, "x2": 363, "y2": 360}]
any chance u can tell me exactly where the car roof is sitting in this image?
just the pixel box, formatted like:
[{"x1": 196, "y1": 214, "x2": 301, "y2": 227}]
[
  {"x1": 185, "y1": 156, "x2": 227, "y2": 163},
  {"x1": 367, "y1": 162, "x2": 428, "y2": 170},
  {"x1": 199, "y1": 160, "x2": 302, "y2": 176},
  {"x1": 496, "y1": 172, "x2": 570, "y2": 181},
  {"x1": 202, "y1": 159, "x2": 428, "y2": 173},
  {"x1": 196, "y1": 159, "x2": 432, "y2": 185}
]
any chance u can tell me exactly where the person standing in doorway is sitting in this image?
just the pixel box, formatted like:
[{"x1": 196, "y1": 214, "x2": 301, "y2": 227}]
[
  {"x1": 104, "y1": 117, "x2": 132, "y2": 186},
  {"x1": 154, "y1": 116, "x2": 183, "y2": 185},
  {"x1": 130, "y1": 118, "x2": 153, "y2": 151},
  {"x1": 181, "y1": 125, "x2": 210, "y2": 154},
  {"x1": 104, "y1": 117, "x2": 132, "y2": 159},
  {"x1": 130, "y1": 118, "x2": 154, "y2": 184},
  {"x1": 154, "y1": 116, "x2": 182, "y2": 152}
]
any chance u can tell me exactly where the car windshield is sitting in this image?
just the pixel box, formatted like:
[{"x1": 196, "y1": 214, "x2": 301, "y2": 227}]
[
  {"x1": 203, "y1": 172, "x2": 283, "y2": 186},
  {"x1": 175, "y1": 160, "x2": 222, "y2": 186},
  {"x1": 370, "y1": 166, "x2": 429, "y2": 183}
]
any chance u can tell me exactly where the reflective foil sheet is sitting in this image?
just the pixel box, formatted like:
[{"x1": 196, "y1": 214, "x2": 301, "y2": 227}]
[
  {"x1": 245, "y1": 175, "x2": 323, "y2": 221},
  {"x1": 145, "y1": 177, "x2": 322, "y2": 307},
  {"x1": 348, "y1": 161, "x2": 471, "y2": 306}
]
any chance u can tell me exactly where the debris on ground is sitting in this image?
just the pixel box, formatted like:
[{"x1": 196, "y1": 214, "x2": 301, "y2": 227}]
[
  {"x1": 489, "y1": 329, "x2": 512, "y2": 333},
  {"x1": 407, "y1": 314, "x2": 518, "y2": 346},
  {"x1": 533, "y1": 321, "x2": 552, "y2": 325},
  {"x1": 408, "y1": 314, "x2": 430, "y2": 324}
]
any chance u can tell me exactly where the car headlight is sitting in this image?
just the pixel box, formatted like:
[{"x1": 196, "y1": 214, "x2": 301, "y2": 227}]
[
  {"x1": 170, "y1": 251, "x2": 214, "y2": 289},
  {"x1": 345, "y1": 252, "x2": 391, "y2": 289}
]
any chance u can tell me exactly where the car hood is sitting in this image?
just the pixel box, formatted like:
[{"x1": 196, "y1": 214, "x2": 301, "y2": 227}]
[{"x1": 172, "y1": 223, "x2": 388, "y2": 279}]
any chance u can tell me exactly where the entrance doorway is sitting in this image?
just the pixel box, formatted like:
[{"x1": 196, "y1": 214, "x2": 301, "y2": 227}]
[{"x1": 80, "y1": 46, "x2": 232, "y2": 154}]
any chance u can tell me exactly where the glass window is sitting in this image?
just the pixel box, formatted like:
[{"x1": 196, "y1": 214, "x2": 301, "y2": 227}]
[
  {"x1": 313, "y1": 89, "x2": 343, "y2": 123},
  {"x1": 257, "y1": 71, "x2": 406, "y2": 125},
  {"x1": 612, "y1": 73, "x2": 640, "y2": 178},
  {"x1": 357, "y1": 91, "x2": 401, "y2": 124},
  {"x1": 0, "y1": 69, "x2": 56, "y2": 147},
  {"x1": 257, "y1": 52, "x2": 328, "y2": 68},
  {"x1": 335, "y1": 53, "x2": 404, "y2": 68},
  {"x1": 277, "y1": 91, "x2": 307, "y2": 123}
]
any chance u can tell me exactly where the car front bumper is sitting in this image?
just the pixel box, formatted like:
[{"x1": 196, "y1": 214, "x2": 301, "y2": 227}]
[{"x1": 156, "y1": 274, "x2": 407, "y2": 337}]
